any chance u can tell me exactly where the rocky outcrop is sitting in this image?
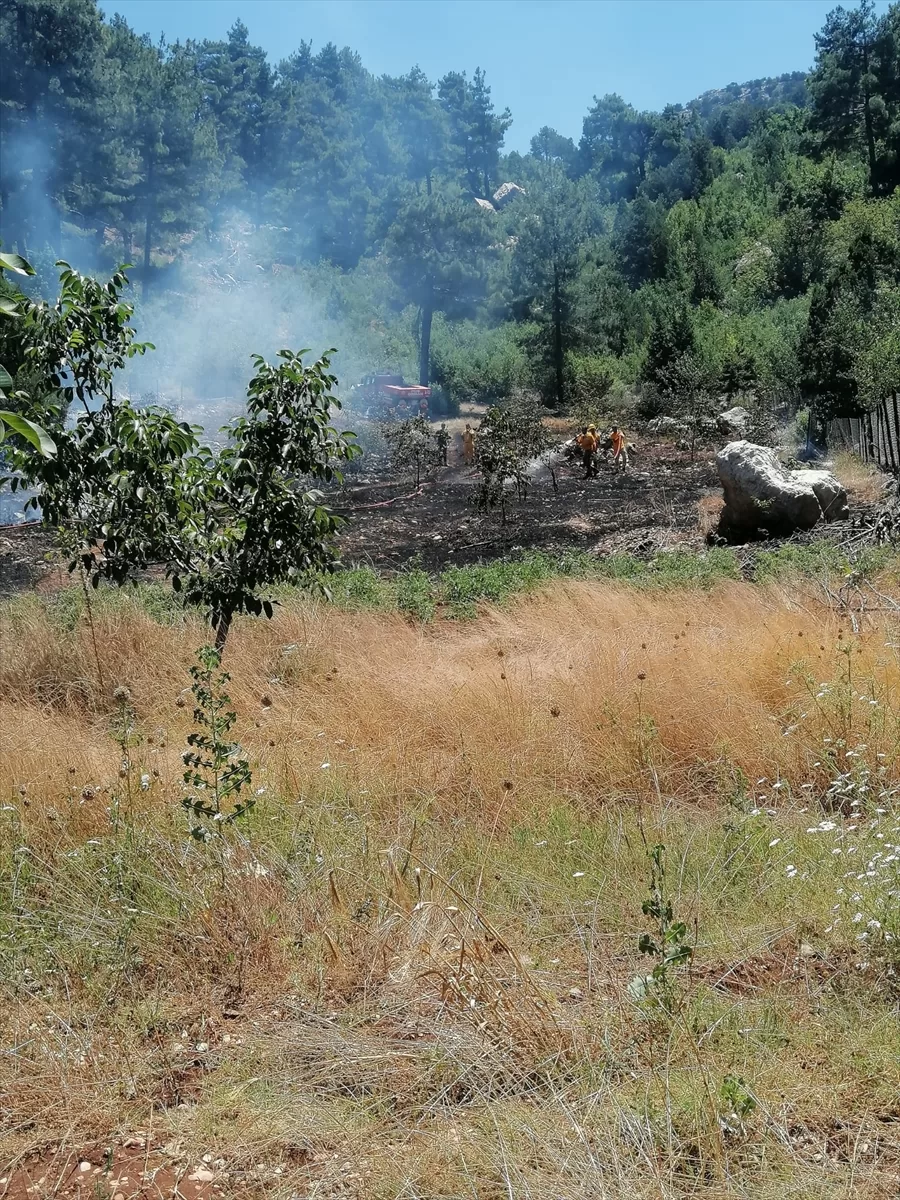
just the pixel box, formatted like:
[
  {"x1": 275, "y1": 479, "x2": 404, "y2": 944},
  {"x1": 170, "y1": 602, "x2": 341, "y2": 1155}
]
[
  {"x1": 716, "y1": 406, "x2": 751, "y2": 437},
  {"x1": 716, "y1": 440, "x2": 848, "y2": 538},
  {"x1": 492, "y1": 182, "x2": 526, "y2": 209},
  {"x1": 648, "y1": 416, "x2": 687, "y2": 435}
]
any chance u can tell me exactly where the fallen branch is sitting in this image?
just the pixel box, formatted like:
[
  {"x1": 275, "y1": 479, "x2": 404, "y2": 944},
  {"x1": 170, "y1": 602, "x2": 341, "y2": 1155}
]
[{"x1": 334, "y1": 484, "x2": 427, "y2": 513}]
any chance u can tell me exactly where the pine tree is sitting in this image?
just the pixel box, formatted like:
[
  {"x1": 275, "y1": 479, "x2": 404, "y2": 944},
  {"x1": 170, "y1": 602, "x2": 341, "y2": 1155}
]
[
  {"x1": 510, "y1": 167, "x2": 585, "y2": 406},
  {"x1": 808, "y1": 0, "x2": 894, "y2": 192},
  {"x1": 385, "y1": 191, "x2": 494, "y2": 385},
  {"x1": 438, "y1": 68, "x2": 511, "y2": 197}
]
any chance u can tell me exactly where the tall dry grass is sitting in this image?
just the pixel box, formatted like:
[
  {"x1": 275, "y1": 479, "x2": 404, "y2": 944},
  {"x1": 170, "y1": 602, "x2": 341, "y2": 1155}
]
[
  {"x1": 831, "y1": 450, "x2": 890, "y2": 505},
  {"x1": 3, "y1": 580, "x2": 897, "y2": 834},
  {"x1": 2, "y1": 579, "x2": 900, "y2": 1197}
]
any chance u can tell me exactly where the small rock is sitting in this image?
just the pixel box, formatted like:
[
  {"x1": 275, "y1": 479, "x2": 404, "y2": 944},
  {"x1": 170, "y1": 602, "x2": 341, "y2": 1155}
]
[
  {"x1": 79, "y1": 1162, "x2": 92, "y2": 1174},
  {"x1": 568, "y1": 986, "x2": 583, "y2": 999},
  {"x1": 188, "y1": 1168, "x2": 216, "y2": 1183}
]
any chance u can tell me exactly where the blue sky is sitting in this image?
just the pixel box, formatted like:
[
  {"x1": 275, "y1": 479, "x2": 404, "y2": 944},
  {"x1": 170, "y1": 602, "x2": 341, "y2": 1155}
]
[{"x1": 102, "y1": 0, "x2": 892, "y2": 153}]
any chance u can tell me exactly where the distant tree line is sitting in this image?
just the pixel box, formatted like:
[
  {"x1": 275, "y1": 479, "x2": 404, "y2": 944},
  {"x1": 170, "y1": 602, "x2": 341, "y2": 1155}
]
[{"x1": 1, "y1": 0, "x2": 898, "y2": 421}]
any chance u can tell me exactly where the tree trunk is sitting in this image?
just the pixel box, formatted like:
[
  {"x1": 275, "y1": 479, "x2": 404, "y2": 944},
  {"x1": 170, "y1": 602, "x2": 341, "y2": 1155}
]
[
  {"x1": 552, "y1": 266, "x2": 564, "y2": 408},
  {"x1": 861, "y1": 33, "x2": 878, "y2": 191},
  {"x1": 418, "y1": 299, "x2": 434, "y2": 387},
  {"x1": 143, "y1": 156, "x2": 155, "y2": 289},
  {"x1": 214, "y1": 611, "x2": 232, "y2": 655},
  {"x1": 862, "y1": 85, "x2": 878, "y2": 191}
]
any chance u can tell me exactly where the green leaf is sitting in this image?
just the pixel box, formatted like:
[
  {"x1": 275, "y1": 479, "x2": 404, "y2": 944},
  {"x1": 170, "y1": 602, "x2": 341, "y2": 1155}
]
[
  {"x1": 0, "y1": 252, "x2": 35, "y2": 276},
  {"x1": 0, "y1": 365, "x2": 13, "y2": 390},
  {"x1": 0, "y1": 411, "x2": 57, "y2": 457},
  {"x1": 0, "y1": 297, "x2": 20, "y2": 319}
]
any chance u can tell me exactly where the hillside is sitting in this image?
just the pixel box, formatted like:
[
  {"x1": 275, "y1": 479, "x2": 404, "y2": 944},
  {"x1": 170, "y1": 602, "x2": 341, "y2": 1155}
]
[
  {"x1": 1, "y1": 1, "x2": 898, "y2": 424},
  {"x1": 688, "y1": 70, "x2": 809, "y2": 118}
]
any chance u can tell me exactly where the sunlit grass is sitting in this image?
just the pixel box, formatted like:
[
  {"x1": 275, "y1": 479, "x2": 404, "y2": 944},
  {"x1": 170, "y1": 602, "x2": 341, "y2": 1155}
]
[{"x1": 2, "y1": 575, "x2": 899, "y2": 1195}]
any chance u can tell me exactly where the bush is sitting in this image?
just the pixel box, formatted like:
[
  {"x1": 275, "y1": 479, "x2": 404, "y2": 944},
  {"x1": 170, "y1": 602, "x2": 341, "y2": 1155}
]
[{"x1": 566, "y1": 352, "x2": 616, "y2": 417}]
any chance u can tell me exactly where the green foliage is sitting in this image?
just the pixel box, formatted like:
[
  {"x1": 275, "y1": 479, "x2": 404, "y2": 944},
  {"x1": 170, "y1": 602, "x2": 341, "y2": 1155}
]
[
  {"x1": 566, "y1": 352, "x2": 617, "y2": 418},
  {"x1": 807, "y1": 0, "x2": 900, "y2": 193},
  {"x1": 181, "y1": 646, "x2": 254, "y2": 841},
  {"x1": 430, "y1": 319, "x2": 531, "y2": 406},
  {"x1": 381, "y1": 414, "x2": 439, "y2": 487},
  {"x1": 719, "y1": 1075, "x2": 758, "y2": 1136},
  {"x1": 1, "y1": 0, "x2": 899, "y2": 444},
  {"x1": 12, "y1": 263, "x2": 357, "y2": 652},
  {"x1": 510, "y1": 168, "x2": 587, "y2": 405},
  {"x1": 640, "y1": 291, "x2": 699, "y2": 410},
  {"x1": 628, "y1": 843, "x2": 694, "y2": 1015},
  {"x1": 473, "y1": 394, "x2": 550, "y2": 520},
  {"x1": 169, "y1": 348, "x2": 359, "y2": 649},
  {"x1": 0, "y1": 252, "x2": 55, "y2": 457},
  {"x1": 395, "y1": 568, "x2": 436, "y2": 621},
  {"x1": 385, "y1": 191, "x2": 496, "y2": 386}
]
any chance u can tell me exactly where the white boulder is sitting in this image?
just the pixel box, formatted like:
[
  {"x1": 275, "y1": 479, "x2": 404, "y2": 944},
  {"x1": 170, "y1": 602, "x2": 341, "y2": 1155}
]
[
  {"x1": 716, "y1": 406, "x2": 751, "y2": 437},
  {"x1": 716, "y1": 441, "x2": 848, "y2": 538},
  {"x1": 648, "y1": 416, "x2": 686, "y2": 435},
  {"x1": 800, "y1": 469, "x2": 850, "y2": 522}
]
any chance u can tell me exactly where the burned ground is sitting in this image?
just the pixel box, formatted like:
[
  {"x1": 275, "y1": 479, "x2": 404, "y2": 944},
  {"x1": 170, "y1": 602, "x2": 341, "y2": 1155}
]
[{"x1": 334, "y1": 435, "x2": 721, "y2": 570}]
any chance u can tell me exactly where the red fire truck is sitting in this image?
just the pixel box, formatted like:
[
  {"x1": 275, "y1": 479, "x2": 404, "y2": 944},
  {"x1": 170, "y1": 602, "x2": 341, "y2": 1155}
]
[{"x1": 353, "y1": 373, "x2": 431, "y2": 421}]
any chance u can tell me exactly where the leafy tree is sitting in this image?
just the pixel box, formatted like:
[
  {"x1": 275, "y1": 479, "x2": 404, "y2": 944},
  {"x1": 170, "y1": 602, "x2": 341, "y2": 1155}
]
[
  {"x1": 160, "y1": 348, "x2": 359, "y2": 651},
  {"x1": 11, "y1": 262, "x2": 358, "y2": 653},
  {"x1": 381, "y1": 413, "x2": 438, "y2": 486},
  {"x1": 474, "y1": 394, "x2": 548, "y2": 520},
  {"x1": 385, "y1": 191, "x2": 494, "y2": 386},
  {"x1": 510, "y1": 169, "x2": 585, "y2": 406}
]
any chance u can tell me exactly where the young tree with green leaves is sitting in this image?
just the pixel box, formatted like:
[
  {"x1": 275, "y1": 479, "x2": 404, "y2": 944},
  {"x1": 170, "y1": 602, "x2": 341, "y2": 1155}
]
[
  {"x1": 9, "y1": 262, "x2": 358, "y2": 654},
  {"x1": 474, "y1": 394, "x2": 549, "y2": 520},
  {"x1": 381, "y1": 413, "x2": 438, "y2": 487}
]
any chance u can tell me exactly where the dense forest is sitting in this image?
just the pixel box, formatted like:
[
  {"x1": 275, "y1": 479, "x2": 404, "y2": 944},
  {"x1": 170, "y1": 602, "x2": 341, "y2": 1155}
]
[{"x1": 0, "y1": 0, "x2": 898, "y2": 424}]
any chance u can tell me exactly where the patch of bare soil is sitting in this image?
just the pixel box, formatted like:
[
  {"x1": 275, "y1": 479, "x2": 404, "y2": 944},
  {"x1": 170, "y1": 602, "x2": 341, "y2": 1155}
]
[
  {"x1": 0, "y1": 525, "x2": 66, "y2": 597},
  {"x1": 1, "y1": 1142, "x2": 221, "y2": 1199}
]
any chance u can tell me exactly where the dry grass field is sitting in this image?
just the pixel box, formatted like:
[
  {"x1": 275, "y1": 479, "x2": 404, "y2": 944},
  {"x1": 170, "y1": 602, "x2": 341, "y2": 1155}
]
[{"x1": 2, "y1": 573, "x2": 899, "y2": 1197}]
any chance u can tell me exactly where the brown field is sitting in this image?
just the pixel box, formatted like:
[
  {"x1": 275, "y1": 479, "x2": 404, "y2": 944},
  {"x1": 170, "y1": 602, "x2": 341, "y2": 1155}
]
[{"x1": 2, "y1": 575, "x2": 900, "y2": 1198}]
